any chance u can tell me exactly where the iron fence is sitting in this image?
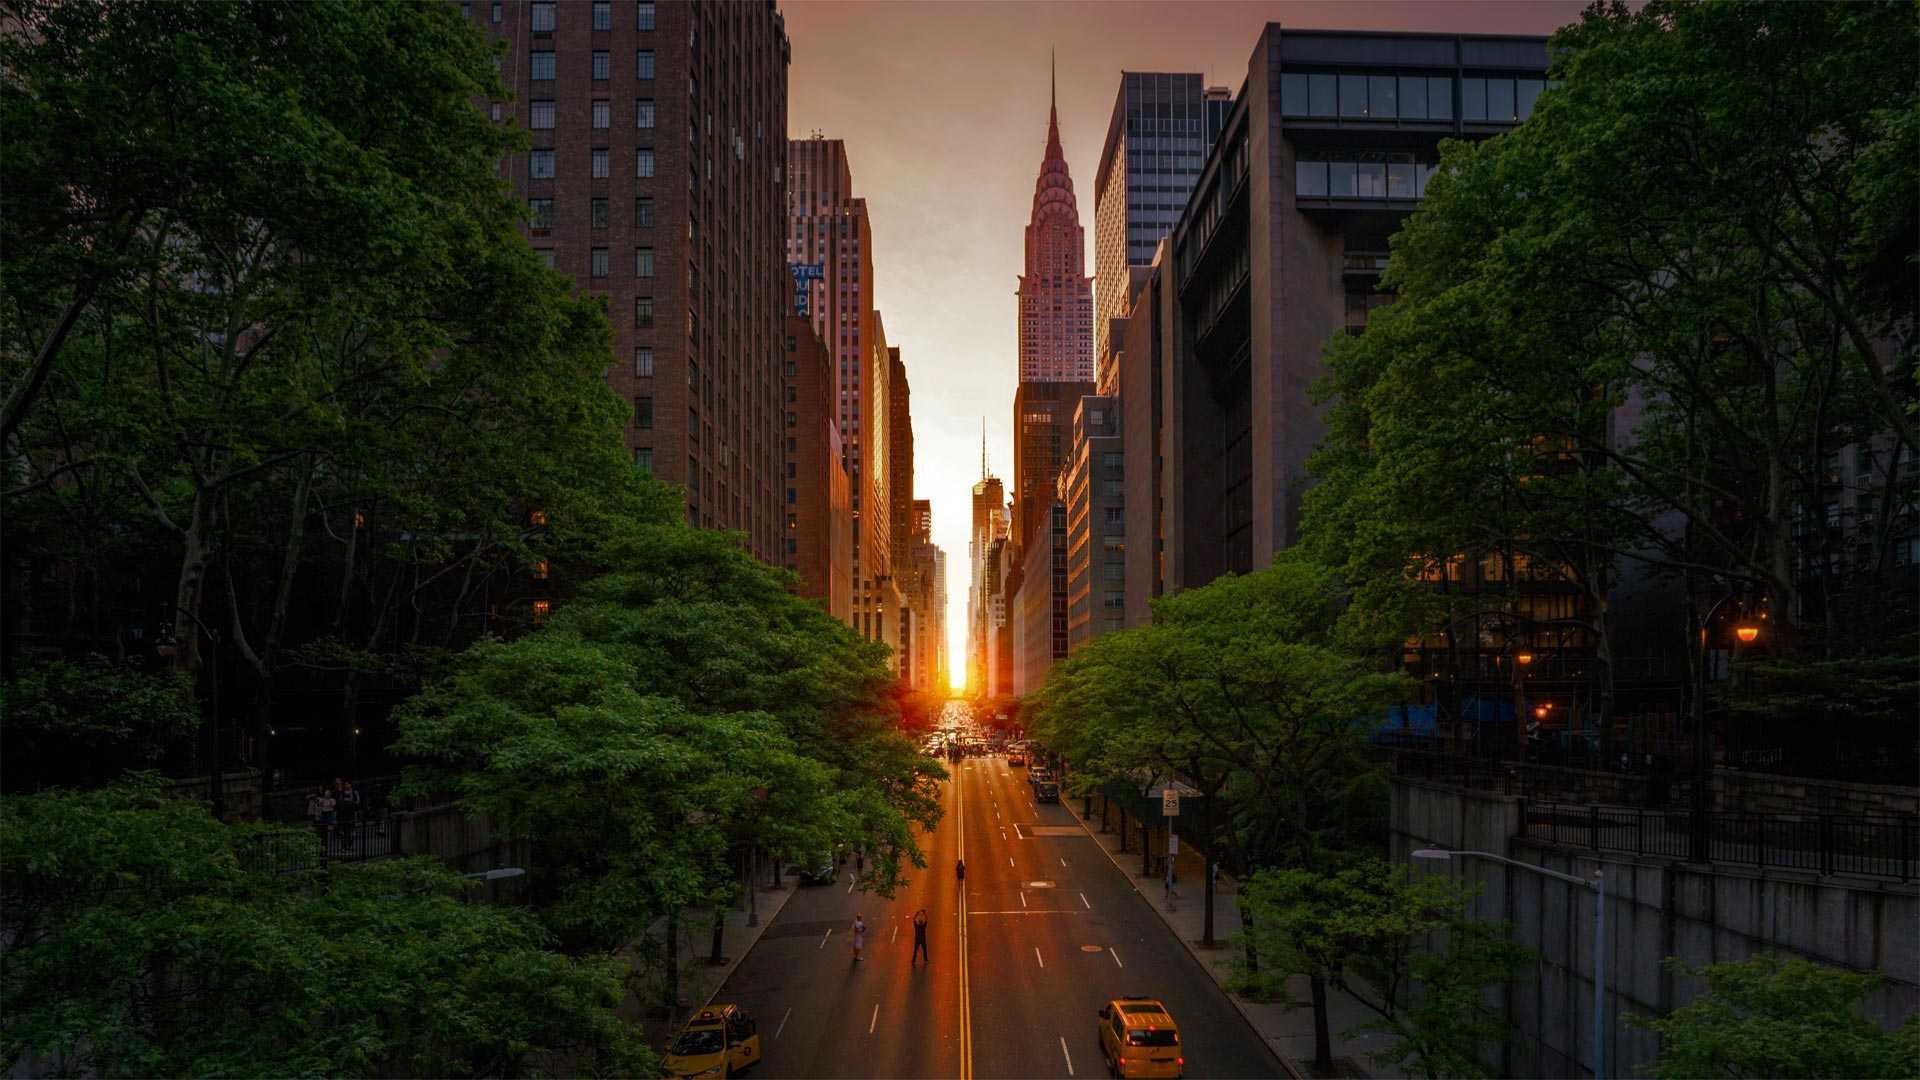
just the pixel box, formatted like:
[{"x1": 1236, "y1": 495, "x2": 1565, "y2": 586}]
[{"x1": 1519, "y1": 801, "x2": 1919, "y2": 881}]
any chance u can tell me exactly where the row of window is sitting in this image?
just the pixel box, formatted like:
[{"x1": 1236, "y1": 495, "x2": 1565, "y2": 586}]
[
  {"x1": 529, "y1": 196, "x2": 657, "y2": 230},
  {"x1": 503, "y1": 2, "x2": 655, "y2": 33},
  {"x1": 529, "y1": 147, "x2": 657, "y2": 179},
  {"x1": 1295, "y1": 157, "x2": 1441, "y2": 201},
  {"x1": 529, "y1": 96, "x2": 654, "y2": 130},
  {"x1": 529, "y1": 48, "x2": 655, "y2": 82},
  {"x1": 574, "y1": 248, "x2": 654, "y2": 278},
  {"x1": 1280, "y1": 72, "x2": 1549, "y2": 124}
]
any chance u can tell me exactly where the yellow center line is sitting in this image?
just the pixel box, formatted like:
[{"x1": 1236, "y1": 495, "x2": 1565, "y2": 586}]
[{"x1": 957, "y1": 761, "x2": 973, "y2": 1079}]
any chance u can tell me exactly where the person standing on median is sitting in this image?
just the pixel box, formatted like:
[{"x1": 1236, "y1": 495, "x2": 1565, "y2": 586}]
[{"x1": 911, "y1": 908, "x2": 929, "y2": 964}]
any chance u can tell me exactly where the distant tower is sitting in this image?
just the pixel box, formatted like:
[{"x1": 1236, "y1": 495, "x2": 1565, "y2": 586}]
[{"x1": 1016, "y1": 57, "x2": 1095, "y2": 385}]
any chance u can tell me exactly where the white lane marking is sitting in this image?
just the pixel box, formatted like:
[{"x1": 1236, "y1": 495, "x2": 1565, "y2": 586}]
[
  {"x1": 847, "y1": 877, "x2": 856, "y2": 893},
  {"x1": 1034, "y1": 946, "x2": 1045, "y2": 969},
  {"x1": 892, "y1": 924, "x2": 899, "y2": 943},
  {"x1": 1080, "y1": 892, "x2": 1091, "y2": 909},
  {"x1": 1110, "y1": 947, "x2": 1124, "y2": 968},
  {"x1": 1060, "y1": 1036, "x2": 1075, "y2": 1076},
  {"x1": 1060, "y1": 856, "x2": 1068, "y2": 867},
  {"x1": 869, "y1": 1004, "x2": 879, "y2": 1035},
  {"x1": 820, "y1": 928, "x2": 833, "y2": 949},
  {"x1": 1008, "y1": 855, "x2": 1015, "y2": 867},
  {"x1": 775, "y1": 1007, "x2": 792, "y2": 1039},
  {"x1": 1020, "y1": 890, "x2": 1027, "y2": 907}
]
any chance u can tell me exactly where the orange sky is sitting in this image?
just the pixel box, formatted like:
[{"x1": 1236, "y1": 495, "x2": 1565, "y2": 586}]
[{"x1": 779, "y1": 1, "x2": 1593, "y2": 689}]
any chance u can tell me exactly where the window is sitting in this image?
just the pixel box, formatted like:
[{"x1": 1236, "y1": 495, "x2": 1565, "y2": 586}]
[
  {"x1": 1101, "y1": 452, "x2": 1124, "y2": 469},
  {"x1": 537, "y1": 249, "x2": 555, "y2": 268},
  {"x1": 634, "y1": 347, "x2": 654, "y2": 377},
  {"x1": 786, "y1": 412, "x2": 798, "y2": 427},
  {"x1": 634, "y1": 396, "x2": 653, "y2": 430},
  {"x1": 635, "y1": 247, "x2": 654, "y2": 277},
  {"x1": 527, "y1": 197, "x2": 554, "y2": 228},
  {"x1": 1103, "y1": 562, "x2": 1125, "y2": 580},
  {"x1": 530, "y1": 2, "x2": 555, "y2": 30},
  {"x1": 530, "y1": 51, "x2": 555, "y2": 80},
  {"x1": 635, "y1": 197, "x2": 655, "y2": 226},
  {"x1": 1339, "y1": 74, "x2": 1368, "y2": 117},
  {"x1": 530, "y1": 149, "x2": 555, "y2": 179},
  {"x1": 1462, "y1": 78, "x2": 1487, "y2": 121},
  {"x1": 592, "y1": 100, "x2": 610, "y2": 129},
  {"x1": 591, "y1": 51, "x2": 610, "y2": 81},
  {"x1": 591, "y1": 248, "x2": 608, "y2": 278},
  {"x1": 635, "y1": 297, "x2": 655, "y2": 328},
  {"x1": 1368, "y1": 74, "x2": 1397, "y2": 119},
  {"x1": 490, "y1": 1, "x2": 501, "y2": 22},
  {"x1": 591, "y1": 148, "x2": 609, "y2": 178},
  {"x1": 787, "y1": 487, "x2": 798, "y2": 505},
  {"x1": 1296, "y1": 160, "x2": 1327, "y2": 197},
  {"x1": 530, "y1": 100, "x2": 555, "y2": 129},
  {"x1": 637, "y1": 49, "x2": 655, "y2": 79},
  {"x1": 490, "y1": 102, "x2": 502, "y2": 122},
  {"x1": 636, "y1": 99, "x2": 656, "y2": 128},
  {"x1": 1487, "y1": 78, "x2": 1515, "y2": 123},
  {"x1": 591, "y1": 1, "x2": 611, "y2": 30},
  {"x1": 1398, "y1": 75, "x2": 1428, "y2": 119},
  {"x1": 636, "y1": 1, "x2": 655, "y2": 30},
  {"x1": 636, "y1": 148, "x2": 655, "y2": 177},
  {"x1": 590, "y1": 197, "x2": 608, "y2": 228},
  {"x1": 634, "y1": 447, "x2": 653, "y2": 473}
]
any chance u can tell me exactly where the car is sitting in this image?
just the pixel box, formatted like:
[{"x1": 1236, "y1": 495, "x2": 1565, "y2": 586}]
[
  {"x1": 794, "y1": 851, "x2": 839, "y2": 885},
  {"x1": 664, "y1": 1003, "x2": 762, "y2": 1078},
  {"x1": 1097, "y1": 997, "x2": 1183, "y2": 1078},
  {"x1": 1008, "y1": 753, "x2": 1026, "y2": 767},
  {"x1": 1033, "y1": 779, "x2": 1059, "y2": 803}
]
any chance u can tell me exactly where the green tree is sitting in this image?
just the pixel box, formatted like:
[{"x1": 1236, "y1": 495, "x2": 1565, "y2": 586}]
[
  {"x1": 1235, "y1": 860, "x2": 1533, "y2": 1079},
  {"x1": 0, "y1": 657, "x2": 198, "y2": 791},
  {"x1": 0, "y1": 778, "x2": 652, "y2": 1078},
  {"x1": 1635, "y1": 953, "x2": 1920, "y2": 1080}
]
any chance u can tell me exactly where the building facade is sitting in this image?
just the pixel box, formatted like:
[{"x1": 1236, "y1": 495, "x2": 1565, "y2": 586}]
[
  {"x1": 787, "y1": 137, "x2": 877, "y2": 625},
  {"x1": 1061, "y1": 395, "x2": 1125, "y2": 651},
  {"x1": 782, "y1": 315, "x2": 850, "y2": 622},
  {"x1": 1092, "y1": 72, "x2": 1231, "y2": 391},
  {"x1": 1012, "y1": 381, "x2": 1097, "y2": 556},
  {"x1": 475, "y1": 0, "x2": 793, "y2": 560},
  {"x1": 1017, "y1": 79, "x2": 1095, "y2": 385},
  {"x1": 967, "y1": 473, "x2": 1007, "y2": 693}
]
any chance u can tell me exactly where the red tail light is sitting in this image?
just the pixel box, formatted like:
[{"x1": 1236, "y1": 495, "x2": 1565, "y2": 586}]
[{"x1": 1177, "y1": 1057, "x2": 1185, "y2": 1066}]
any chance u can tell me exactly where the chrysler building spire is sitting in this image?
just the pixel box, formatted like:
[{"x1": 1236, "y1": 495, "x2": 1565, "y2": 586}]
[{"x1": 1016, "y1": 57, "x2": 1093, "y2": 384}]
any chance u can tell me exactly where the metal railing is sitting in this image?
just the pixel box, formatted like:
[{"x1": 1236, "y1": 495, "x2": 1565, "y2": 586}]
[{"x1": 1520, "y1": 801, "x2": 1919, "y2": 882}]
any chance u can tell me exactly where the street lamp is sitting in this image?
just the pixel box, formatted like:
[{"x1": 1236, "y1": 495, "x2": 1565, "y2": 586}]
[
  {"x1": 1413, "y1": 848, "x2": 1608, "y2": 1079},
  {"x1": 1692, "y1": 589, "x2": 1760, "y2": 862},
  {"x1": 158, "y1": 607, "x2": 224, "y2": 822}
]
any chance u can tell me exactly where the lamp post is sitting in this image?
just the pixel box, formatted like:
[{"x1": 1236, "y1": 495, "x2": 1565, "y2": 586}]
[
  {"x1": 1690, "y1": 588, "x2": 1759, "y2": 863},
  {"x1": 1413, "y1": 848, "x2": 1608, "y2": 1079},
  {"x1": 159, "y1": 607, "x2": 223, "y2": 822}
]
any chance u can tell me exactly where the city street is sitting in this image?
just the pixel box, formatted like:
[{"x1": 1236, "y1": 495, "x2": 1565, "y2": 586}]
[{"x1": 707, "y1": 707, "x2": 1282, "y2": 1078}]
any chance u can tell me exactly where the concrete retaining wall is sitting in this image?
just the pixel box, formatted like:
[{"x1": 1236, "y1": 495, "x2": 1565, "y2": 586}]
[{"x1": 1392, "y1": 778, "x2": 1920, "y2": 1078}]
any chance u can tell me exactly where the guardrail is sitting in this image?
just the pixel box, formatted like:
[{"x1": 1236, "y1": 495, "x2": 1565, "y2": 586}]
[{"x1": 1519, "y1": 801, "x2": 1918, "y2": 882}]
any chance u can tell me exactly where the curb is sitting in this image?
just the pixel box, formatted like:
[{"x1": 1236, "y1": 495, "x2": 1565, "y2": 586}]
[
  {"x1": 1063, "y1": 801, "x2": 1306, "y2": 1080},
  {"x1": 691, "y1": 880, "x2": 800, "y2": 1016}
]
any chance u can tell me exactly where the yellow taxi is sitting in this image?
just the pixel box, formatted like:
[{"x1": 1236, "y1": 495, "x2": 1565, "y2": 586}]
[
  {"x1": 663, "y1": 1003, "x2": 762, "y2": 1078},
  {"x1": 1097, "y1": 996, "x2": 1183, "y2": 1078}
]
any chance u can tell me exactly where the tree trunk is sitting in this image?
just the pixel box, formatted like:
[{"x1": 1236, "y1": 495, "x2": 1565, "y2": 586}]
[
  {"x1": 664, "y1": 907, "x2": 680, "y2": 1013},
  {"x1": 1310, "y1": 972, "x2": 1334, "y2": 1074},
  {"x1": 709, "y1": 906, "x2": 725, "y2": 964}
]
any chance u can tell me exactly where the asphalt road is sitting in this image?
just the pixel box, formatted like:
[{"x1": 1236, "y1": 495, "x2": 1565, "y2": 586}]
[{"x1": 705, "y1": 705, "x2": 1283, "y2": 1079}]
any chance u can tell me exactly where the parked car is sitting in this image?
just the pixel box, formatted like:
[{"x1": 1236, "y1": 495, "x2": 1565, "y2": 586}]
[
  {"x1": 1098, "y1": 997, "x2": 1183, "y2": 1078},
  {"x1": 664, "y1": 1004, "x2": 762, "y2": 1078}
]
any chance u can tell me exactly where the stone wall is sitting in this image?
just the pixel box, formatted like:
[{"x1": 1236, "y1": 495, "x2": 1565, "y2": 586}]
[{"x1": 1392, "y1": 777, "x2": 1920, "y2": 1078}]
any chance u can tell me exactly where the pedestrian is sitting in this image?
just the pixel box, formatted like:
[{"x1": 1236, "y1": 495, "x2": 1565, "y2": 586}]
[
  {"x1": 855, "y1": 849, "x2": 864, "y2": 875},
  {"x1": 335, "y1": 778, "x2": 360, "y2": 849},
  {"x1": 306, "y1": 790, "x2": 325, "y2": 840},
  {"x1": 316, "y1": 786, "x2": 338, "y2": 853},
  {"x1": 851, "y1": 914, "x2": 866, "y2": 962},
  {"x1": 912, "y1": 908, "x2": 929, "y2": 963},
  {"x1": 955, "y1": 858, "x2": 966, "y2": 881}
]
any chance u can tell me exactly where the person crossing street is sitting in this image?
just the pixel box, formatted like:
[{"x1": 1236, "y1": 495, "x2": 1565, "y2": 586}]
[{"x1": 911, "y1": 908, "x2": 929, "y2": 964}]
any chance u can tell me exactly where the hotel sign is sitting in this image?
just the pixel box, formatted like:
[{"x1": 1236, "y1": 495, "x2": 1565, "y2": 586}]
[{"x1": 789, "y1": 263, "x2": 823, "y2": 316}]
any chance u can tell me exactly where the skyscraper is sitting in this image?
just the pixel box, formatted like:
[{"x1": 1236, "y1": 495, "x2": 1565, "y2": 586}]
[
  {"x1": 1093, "y1": 73, "x2": 1231, "y2": 392},
  {"x1": 787, "y1": 138, "x2": 877, "y2": 628},
  {"x1": 472, "y1": 0, "x2": 792, "y2": 560},
  {"x1": 967, "y1": 468, "x2": 1007, "y2": 693},
  {"x1": 1017, "y1": 65, "x2": 1094, "y2": 385},
  {"x1": 783, "y1": 314, "x2": 851, "y2": 623}
]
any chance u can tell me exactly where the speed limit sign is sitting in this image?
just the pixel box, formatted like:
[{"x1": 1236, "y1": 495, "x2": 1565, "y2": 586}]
[{"x1": 1162, "y1": 788, "x2": 1180, "y2": 817}]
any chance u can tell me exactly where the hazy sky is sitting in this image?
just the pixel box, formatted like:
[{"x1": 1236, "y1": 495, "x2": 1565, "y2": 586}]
[{"x1": 779, "y1": 1, "x2": 1592, "y2": 687}]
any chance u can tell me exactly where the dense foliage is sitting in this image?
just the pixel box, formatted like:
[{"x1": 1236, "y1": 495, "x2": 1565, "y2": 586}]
[
  {"x1": 0, "y1": 778, "x2": 652, "y2": 1078},
  {"x1": 0, "y1": 657, "x2": 198, "y2": 791},
  {"x1": 1634, "y1": 954, "x2": 1920, "y2": 1080}
]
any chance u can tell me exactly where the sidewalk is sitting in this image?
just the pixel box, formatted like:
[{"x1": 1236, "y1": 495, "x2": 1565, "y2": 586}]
[
  {"x1": 626, "y1": 877, "x2": 798, "y2": 1049},
  {"x1": 1065, "y1": 799, "x2": 1406, "y2": 1080}
]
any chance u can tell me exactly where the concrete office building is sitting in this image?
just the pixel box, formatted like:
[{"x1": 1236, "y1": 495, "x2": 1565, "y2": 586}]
[
  {"x1": 1013, "y1": 494, "x2": 1068, "y2": 696},
  {"x1": 783, "y1": 315, "x2": 851, "y2": 623},
  {"x1": 966, "y1": 472, "x2": 1008, "y2": 693},
  {"x1": 788, "y1": 137, "x2": 878, "y2": 626},
  {"x1": 862, "y1": 313, "x2": 901, "y2": 655},
  {"x1": 1153, "y1": 25, "x2": 1550, "y2": 589},
  {"x1": 472, "y1": 0, "x2": 792, "y2": 561},
  {"x1": 1092, "y1": 73, "x2": 1232, "y2": 392},
  {"x1": 1012, "y1": 380, "x2": 1096, "y2": 556},
  {"x1": 1061, "y1": 396, "x2": 1125, "y2": 650}
]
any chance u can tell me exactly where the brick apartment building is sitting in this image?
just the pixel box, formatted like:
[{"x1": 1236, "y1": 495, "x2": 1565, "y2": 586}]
[
  {"x1": 783, "y1": 314, "x2": 850, "y2": 622},
  {"x1": 468, "y1": 0, "x2": 793, "y2": 561}
]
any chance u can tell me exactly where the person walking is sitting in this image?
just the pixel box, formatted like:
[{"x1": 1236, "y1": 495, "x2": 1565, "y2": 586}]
[
  {"x1": 854, "y1": 849, "x2": 864, "y2": 876},
  {"x1": 955, "y1": 858, "x2": 966, "y2": 882},
  {"x1": 316, "y1": 786, "x2": 338, "y2": 854},
  {"x1": 911, "y1": 909, "x2": 929, "y2": 964},
  {"x1": 851, "y1": 914, "x2": 867, "y2": 962}
]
